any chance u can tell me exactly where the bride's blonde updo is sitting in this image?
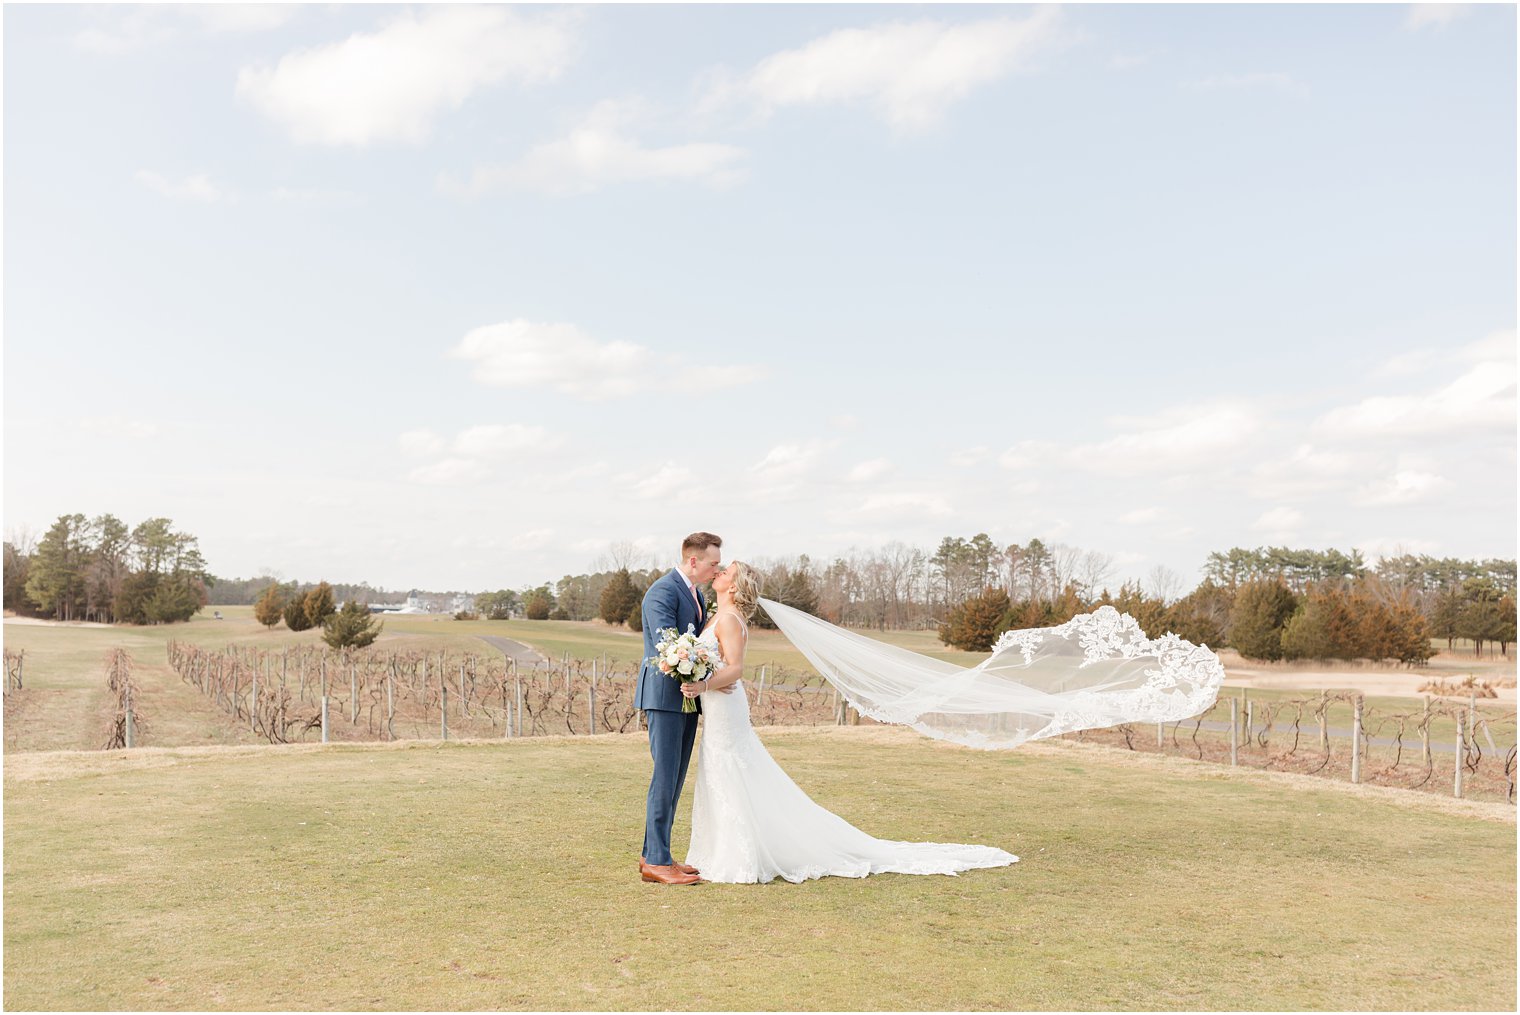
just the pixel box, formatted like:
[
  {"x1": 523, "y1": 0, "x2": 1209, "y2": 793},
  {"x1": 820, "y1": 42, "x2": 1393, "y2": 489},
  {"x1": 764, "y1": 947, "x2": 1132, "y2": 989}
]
[{"x1": 726, "y1": 560, "x2": 762, "y2": 619}]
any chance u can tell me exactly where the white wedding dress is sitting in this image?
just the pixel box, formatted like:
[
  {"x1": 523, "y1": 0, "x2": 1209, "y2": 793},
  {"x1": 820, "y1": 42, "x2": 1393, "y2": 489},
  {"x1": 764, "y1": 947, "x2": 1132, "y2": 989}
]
[{"x1": 684, "y1": 616, "x2": 1018, "y2": 885}]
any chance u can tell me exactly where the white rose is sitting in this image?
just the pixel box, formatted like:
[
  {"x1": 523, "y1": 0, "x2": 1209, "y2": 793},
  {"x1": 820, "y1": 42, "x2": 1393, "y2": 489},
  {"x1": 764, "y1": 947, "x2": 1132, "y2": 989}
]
[{"x1": 677, "y1": 660, "x2": 694, "y2": 676}]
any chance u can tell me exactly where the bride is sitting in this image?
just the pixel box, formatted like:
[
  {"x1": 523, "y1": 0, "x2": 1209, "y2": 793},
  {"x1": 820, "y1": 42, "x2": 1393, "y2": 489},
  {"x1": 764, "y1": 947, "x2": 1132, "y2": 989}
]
[{"x1": 681, "y1": 561, "x2": 1018, "y2": 885}]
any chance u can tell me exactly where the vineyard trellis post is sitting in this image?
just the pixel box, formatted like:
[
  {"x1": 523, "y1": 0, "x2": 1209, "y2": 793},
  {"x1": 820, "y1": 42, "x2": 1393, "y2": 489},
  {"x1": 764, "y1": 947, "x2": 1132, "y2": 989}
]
[
  {"x1": 321, "y1": 695, "x2": 329, "y2": 743},
  {"x1": 757, "y1": 665, "x2": 767, "y2": 706},
  {"x1": 1454, "y1": 711, "x2": 1465, "y2": 799},
  {"x1": 1318, "y1": 691, "x2": 1329, "y2": 752},
  {"x1": 124, "y1": 683, "x2": 136, "y2": 748},
  {"x1": 441, "y1": 684, "x2": 449, "y2": 740},
  {"x1": 589, "y1": 659, "x2": 597, "y2": 736},
  {"x1": 1351, "y1": 696, "x2": 1362, "y2": 784},
  {"x1": 386, "y1": 661, "x2": 396, "y2": 741},
  {"x1": 1157, "y1": 722, "x2": 1164, "y2": 749},
  {"x1": 1229, "y1": 697, "x2": 1238, "y2": 766},
  {"x1": 1422, "y1": 697, "x2": 1432, "y2": 769}
]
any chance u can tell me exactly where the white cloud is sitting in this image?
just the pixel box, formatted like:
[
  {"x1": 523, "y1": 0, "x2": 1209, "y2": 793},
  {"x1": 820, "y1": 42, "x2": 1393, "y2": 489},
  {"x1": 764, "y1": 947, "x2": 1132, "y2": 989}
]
[
  {"x1": 1245, "y1": 442, "x2": 1364, "y2": 500},
  {"x1": 135, "y1": 170, "x2": 229, "y2": 203},
  {"x1": 449, "y1": 319, "x2": 764, "y2": 400},
  {"x1": 1405, "y1": 4, "x2": 1473, "y2": 31},
  {"x1": 1186, "y1": 72, "x2": 1310, "y2": 98},
  {"x1": 78, "y1": 415, "x2": 159, "y2": 439},
  {"x1": 1353, "y1": 536, "x2": 1441, "y2": 559},
  {"x1": 186, "y1": 5, "x2": 297, "y2": 34},
  {"x1": 1356, "y1": 468, "x2": 1450, "y2": 506},
  {"x1": 706, "y1": 8, "x2": 1065, "y2": 131},
  {"x1": 630, "y1": 462, "x2": 700, "y2": 500},
  {"x1": 1315, "y1": 359, "x2": 1516, "y2": 436},
  {"x1": 997, "y1": 439, "x2": 1062, "y2": 470},
  {"x1": 236, "y1": 7, "x2": 578, "y2": 146},
  {"x1": 753, "y1": 441, "x2": 831, "y2": 481},
  {"x1": 451, "y1": 424, "x2": 561, "y2": 458},
  {"x1": 445, "y1": 101, "x2": 746, "y2": 197},
  {"x1": 510, "y1": 528, "x2": 555, "y2": 551},
  {"x1": 1118, "y1": 507, "x2": 1163, "y2": 525},
  {"x1": 408, "y1": 457, "x2": 486, "y2": 486},
  {"x1": 450, "y1": 131, "x2": 744, "y2": 197},
  {"x1": 847, "y1": 458, "x2": 893, "y2": 482},
  {"x1": 398, "y1": 429, "x2": 447, "y2": 457},
  {"x1": 949, "y1": 446, "x2": 989, "y2": 467},
  {"x1": 1377, "y1": 329, "x2": 1514, "y2": 377},
  {"x1": 75, "y1": 5, "x2": 294, "y2": 53},
  {"x1": 1252, "y1": 507, "x2": 1304, "y2": 537},
  {"x1": 401, "y1": 423, "x2": 563, "y2": 486},
  {"x1": 1003, "y1": 401, "x2": 1264, "y2": 476},
  {"x1": 856, "y1": 492, "x2": 954, "y2": 518},
  {"x1": 270, "y1": 186, "x2": 363, "y2": 207}
]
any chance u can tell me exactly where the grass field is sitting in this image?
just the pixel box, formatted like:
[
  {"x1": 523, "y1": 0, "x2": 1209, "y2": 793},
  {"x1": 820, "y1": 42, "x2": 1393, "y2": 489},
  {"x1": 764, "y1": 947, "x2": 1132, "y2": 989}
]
[{"x1": 3, "y1": 726, "x2": 1514, "y2": 1011}]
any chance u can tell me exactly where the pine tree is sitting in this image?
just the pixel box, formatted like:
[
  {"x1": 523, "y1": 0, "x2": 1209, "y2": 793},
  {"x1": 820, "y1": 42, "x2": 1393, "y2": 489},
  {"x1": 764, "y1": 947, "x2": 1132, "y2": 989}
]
[
  {"x1": 253, "y1": 582, "x2": 286, "y2": 628},
  {"x1": 1163, "y1": 580, "x2": 1233, "y2": 647},
  {"x1": 1280, "y1": 584, "x2": 1357, "y2": 661},
  {"x1": 24, "y1": 514, "x2": 89, "y2": 620},
  {"x1": 627, "y1": 601, "x2": 644, "y2": 632},
  {"x1": 114, "y1": 572, "x2": 160, "y2": 625},
  {"x1": 780, "y1": 566, "x2": 819, "y2": 615},
  {"x1": 599, "y1": 568, "x2": 640, "y2": 626},
  {"x1": 283, "y1": 593, "x2": 314, "y2": 632},
  {"x1": 939, "y1": 588, "x2": 1011, "y2": 651},
  {"x1": 322, "y1": 599, "x2": 383, "y2": 649},
  {"x1": 303, "y1": 581, "x2": 336, "y2": 628},
  {"x1": 523, "y1": 586, "x2": 554, "y2": 620},
  {"x1": 1229, "y1": 580, "x2": 1298, "y2": 661},
  {"x1": 144, "y1": 577, "x2": 201, "y2": 624}
]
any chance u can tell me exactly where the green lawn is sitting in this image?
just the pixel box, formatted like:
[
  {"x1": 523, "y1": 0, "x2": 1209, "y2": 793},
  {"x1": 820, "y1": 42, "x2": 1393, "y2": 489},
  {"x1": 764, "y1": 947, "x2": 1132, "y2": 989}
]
[{"x1": 4, "y1": 727, "x2": 1514, "y2": 1011}]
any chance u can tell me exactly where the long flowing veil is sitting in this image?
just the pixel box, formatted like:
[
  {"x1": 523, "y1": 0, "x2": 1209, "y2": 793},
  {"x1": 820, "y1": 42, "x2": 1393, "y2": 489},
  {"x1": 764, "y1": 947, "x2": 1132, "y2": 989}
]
[{"x1": 756, "y1": 598, "x2": 1226, "y2": 750}]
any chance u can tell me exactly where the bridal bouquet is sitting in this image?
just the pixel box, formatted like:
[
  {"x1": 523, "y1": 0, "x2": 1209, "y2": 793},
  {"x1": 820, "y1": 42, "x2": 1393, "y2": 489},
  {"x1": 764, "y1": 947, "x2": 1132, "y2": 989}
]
[{"x1": 650, "y1": 627, "x2": 717, "y2": 714}]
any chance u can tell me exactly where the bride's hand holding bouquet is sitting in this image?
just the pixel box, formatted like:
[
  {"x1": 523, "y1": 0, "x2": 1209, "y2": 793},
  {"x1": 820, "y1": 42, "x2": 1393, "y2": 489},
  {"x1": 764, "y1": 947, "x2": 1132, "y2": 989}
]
[{"x1": 650, "y1": 627, "x2": 717, "y2": 714}]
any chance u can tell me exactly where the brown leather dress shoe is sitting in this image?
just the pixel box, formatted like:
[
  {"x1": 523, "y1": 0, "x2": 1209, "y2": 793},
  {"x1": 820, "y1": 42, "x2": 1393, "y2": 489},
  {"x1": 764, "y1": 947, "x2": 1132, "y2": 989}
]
[
  {"x1": 640, "y1": 860, "x2": 701, "y2": 885},
  {"x1": 642, "y1": 856, "x2": 699, "y2": 876}
]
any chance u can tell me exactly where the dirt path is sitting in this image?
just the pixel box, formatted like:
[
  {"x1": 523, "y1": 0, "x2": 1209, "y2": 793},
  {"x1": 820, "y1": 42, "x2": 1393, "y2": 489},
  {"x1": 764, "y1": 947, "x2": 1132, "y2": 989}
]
[
  {"x1": 1218, "y1": 649, "x2": 1516, "y2": 702},
  {"x1": 476, "y1": 635, "x2": 547, "y2": 667}
]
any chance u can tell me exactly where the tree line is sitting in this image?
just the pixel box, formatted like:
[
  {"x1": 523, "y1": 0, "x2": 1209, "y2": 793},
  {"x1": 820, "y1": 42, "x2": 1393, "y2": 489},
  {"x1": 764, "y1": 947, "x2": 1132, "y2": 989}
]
[
  {"x1": 4, "y1": 514, "x2": 211, "y2": 624},
  {"x1": 503, "y1": 536, "x2": 1515, "y2": 665},
  {"x1": 7, "y1": 515, "x2": 1512, "y2": 663},
  {"x1": 937, "y1": 546, "x2": 1515, "y2": 664}
]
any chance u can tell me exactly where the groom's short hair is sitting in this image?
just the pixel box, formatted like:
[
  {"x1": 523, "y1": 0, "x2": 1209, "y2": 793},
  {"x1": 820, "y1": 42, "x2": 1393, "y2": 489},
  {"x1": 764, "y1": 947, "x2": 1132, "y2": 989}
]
[{"x1": 681, "y1": 532, "x2": 722, "y2": 558}]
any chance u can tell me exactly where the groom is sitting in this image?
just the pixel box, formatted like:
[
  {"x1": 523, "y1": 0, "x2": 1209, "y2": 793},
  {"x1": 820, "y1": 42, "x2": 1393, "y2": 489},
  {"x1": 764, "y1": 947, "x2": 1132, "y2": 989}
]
[{"x1": 635, "y1": 531, "x2": 730, "y2": 885}]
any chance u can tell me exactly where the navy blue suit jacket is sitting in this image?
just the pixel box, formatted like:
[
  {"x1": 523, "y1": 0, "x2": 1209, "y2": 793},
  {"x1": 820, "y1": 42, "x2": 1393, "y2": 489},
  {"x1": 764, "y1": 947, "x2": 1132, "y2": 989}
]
[{"x1": 634, "y1": 568, "x2": 708, "y2": 712}]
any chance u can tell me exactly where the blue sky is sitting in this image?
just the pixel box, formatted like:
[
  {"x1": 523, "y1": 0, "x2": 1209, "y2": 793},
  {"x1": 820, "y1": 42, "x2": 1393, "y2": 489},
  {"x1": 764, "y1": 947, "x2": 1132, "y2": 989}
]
[{"x1": 4, "y1": 3, "x2": 1515, "y2": 592}]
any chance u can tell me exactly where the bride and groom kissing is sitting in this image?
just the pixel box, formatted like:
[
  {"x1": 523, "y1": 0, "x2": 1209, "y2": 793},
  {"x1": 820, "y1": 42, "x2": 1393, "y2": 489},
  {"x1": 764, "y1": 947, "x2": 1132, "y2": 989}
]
[{"x1": 634, "y1": 531, "x2": 1018, "y2": 886}]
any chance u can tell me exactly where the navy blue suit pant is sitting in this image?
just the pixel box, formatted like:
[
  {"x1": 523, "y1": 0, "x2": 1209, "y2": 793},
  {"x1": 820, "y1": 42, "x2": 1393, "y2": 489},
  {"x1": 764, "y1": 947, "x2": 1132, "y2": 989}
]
[{"x1": 642, "y1": 706, "x2": 699, "y2": 866}]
